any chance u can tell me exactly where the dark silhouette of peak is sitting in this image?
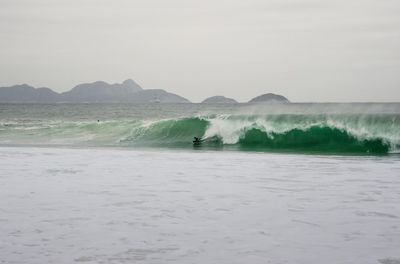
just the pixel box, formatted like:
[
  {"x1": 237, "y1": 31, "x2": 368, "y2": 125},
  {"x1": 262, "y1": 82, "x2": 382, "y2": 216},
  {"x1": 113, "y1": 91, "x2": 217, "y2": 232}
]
[
  {"x1": 201, "y1": 96, "x2": 238, "y2": 104},
  {"x1": 60, "y1": 79, "x2": 143, "y2": 102},
  {"x1": 121, "y1": 79, "x2": 141, "y2": 90},
  {"x1": 0, "y1": 84, "x2": 59, "y2": 102},
  {"x1": 249, "y1": 93, "x2": 289, "y2": 103},
  {"x1": 8, "y1": 84, "x2": 35, "y2": 92}
]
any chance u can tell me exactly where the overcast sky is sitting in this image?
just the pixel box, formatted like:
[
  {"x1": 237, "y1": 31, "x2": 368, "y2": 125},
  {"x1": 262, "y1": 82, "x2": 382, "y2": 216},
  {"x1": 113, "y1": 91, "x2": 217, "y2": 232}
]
[{"x1": 0, "y1": 0, "x2": 399, "y2": 102}]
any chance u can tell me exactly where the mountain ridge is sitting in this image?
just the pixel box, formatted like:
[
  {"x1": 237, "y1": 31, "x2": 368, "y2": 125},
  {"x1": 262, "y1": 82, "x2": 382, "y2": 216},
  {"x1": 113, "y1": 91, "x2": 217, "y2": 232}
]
[
  {"x1": 0, "y1": 80, "x2": 290, "y2": 104},
  {"x1": 0, "y1": 79, "x2": 190, "y2": 103}
]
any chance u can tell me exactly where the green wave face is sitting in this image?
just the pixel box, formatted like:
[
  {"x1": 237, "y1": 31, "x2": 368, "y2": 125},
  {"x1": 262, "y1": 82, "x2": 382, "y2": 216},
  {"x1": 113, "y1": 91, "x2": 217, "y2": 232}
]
[
  {"x1": 238, "y1": 126, "x2": 389, "y2": 154},
  {"x1": 0, "y1": 114, "x2": 399, "y2": 154},
  {"x1": 121, "y1": 118, "x2": 209, "y2": 147}
]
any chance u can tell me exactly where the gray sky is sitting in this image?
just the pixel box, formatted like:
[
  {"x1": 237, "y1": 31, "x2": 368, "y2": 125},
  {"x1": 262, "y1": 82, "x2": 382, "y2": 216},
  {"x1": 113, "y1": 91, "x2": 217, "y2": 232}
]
[{"x1": 0, "y1": 0, "x2": 399, "y2": 102}]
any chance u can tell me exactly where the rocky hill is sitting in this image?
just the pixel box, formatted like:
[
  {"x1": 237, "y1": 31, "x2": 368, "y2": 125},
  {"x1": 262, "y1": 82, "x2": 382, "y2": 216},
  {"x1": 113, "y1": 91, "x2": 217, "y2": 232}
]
[
  {"x1": 248, "y1": 93, "x2": 289, "y2": 103},
  {"x1": 201, "y1": 96, "x2": 238, "y2": 104}
]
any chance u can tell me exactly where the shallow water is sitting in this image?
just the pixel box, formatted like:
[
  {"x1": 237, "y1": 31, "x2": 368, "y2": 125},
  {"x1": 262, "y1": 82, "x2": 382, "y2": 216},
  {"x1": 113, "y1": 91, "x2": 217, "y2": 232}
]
[{"x1": 1, "y1": 147, "x2": 399, "y2": 264}]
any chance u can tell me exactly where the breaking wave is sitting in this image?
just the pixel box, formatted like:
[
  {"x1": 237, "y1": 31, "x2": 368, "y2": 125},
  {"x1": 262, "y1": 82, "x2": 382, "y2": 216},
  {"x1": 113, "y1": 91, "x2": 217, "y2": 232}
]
[{"x1": 1, "y1": 114, "x2": 399, "y2": 154}]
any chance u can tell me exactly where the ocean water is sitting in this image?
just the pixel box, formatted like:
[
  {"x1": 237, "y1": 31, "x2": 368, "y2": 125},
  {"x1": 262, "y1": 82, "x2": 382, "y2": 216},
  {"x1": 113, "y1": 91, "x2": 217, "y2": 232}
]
[
  {"x1": 0, "y1": 103, "x2": 400, "y2": 264},
  {"x1": 1, "y1": 103, "x2": 399, "y2": 154}
]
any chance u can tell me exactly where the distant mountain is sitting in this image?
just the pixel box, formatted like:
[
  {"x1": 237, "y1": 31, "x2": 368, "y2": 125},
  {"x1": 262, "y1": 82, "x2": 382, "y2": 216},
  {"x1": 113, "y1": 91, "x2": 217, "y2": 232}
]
[
  {"x1": 0, "y1": 84, "x2": 59, "y2": 103},
  {"x1": 0, "y1": 79, "x2": 191, "y2": 103},
  {"x1": 201, "y1": 96, "x2": 238, "y2": 104},
  {"x1": 59, "y1": 79, "x2": 143, "y2": 103},
  {"x1": 127, "y1": 89, "x2": 190, "y2": 103},
  {"x1": 249, "y1": 93, "x2": 289, "y2": 103}
]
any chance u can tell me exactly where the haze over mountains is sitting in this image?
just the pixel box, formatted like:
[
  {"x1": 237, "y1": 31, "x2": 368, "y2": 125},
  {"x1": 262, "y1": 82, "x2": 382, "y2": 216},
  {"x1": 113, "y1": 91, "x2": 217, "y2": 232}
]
[{"x1": 0, "y1": 79, "x2": 289, "y2": 104}]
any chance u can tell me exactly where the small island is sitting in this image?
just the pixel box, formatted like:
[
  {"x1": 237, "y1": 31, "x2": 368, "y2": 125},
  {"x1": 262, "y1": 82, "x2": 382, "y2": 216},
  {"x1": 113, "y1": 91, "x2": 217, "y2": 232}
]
[
  {"x1": 248, "y1": 93, "x2": 289, "y2": 103},
  {"x1": 201, "y1": 96, "x2": 238, "y2": 104}
]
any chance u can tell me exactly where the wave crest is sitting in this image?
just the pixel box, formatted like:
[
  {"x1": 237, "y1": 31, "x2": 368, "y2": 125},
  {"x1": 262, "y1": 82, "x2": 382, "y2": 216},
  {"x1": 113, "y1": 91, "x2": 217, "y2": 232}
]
[{"x1": 1, "y1": 114, "x2": 399, "y2": 154}]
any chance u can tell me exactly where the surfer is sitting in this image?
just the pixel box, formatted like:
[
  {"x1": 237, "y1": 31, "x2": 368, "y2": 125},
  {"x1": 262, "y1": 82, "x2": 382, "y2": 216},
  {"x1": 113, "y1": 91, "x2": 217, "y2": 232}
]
[{"x1": 193, "y1": 137, "x2": 201, "y2": 143}]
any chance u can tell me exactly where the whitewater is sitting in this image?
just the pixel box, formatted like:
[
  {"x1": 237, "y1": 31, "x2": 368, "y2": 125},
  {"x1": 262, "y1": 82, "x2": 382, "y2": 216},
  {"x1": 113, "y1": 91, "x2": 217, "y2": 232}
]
[
  {"x1": 1, "y1": 103, "x2": 400, "y2": 264},
  {"x1": 0, "y1": 103, "x2": 399, "y2": 154}
]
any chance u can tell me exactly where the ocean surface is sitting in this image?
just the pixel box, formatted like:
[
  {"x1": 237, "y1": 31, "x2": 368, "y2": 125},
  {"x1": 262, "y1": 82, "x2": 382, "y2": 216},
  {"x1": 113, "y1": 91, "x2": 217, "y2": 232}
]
[
  {"x1": 0, "y1": 103, "x2": 399, "y2": 154},
  {"x1": 0, "y1": 103, "x2": 400, "y2": 264}
]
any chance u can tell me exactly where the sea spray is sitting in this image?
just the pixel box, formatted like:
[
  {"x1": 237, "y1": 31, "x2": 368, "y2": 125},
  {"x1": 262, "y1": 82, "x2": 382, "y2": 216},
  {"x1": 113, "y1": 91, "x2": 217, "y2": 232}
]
[{"x1": 1, "y1": 113, "x2": 399, "y2": 154}]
